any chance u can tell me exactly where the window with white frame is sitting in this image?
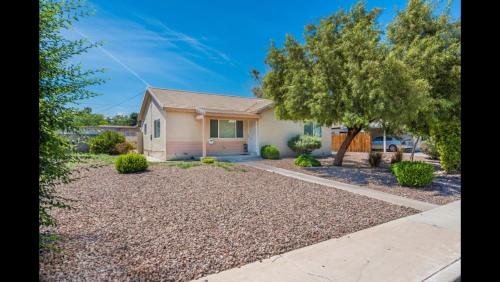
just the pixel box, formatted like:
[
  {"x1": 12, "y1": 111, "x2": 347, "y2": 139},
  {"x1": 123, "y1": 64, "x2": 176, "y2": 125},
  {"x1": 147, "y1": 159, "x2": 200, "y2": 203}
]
[
  {"x1": 209, "y1": 119, "x2": 244, "y2": 138},
  {"x1": 304, "y1": 122, "x2": 322, "y2": 137},
  {"x1": 154, "y1": 119, "x2": 160, "y2": 138}
]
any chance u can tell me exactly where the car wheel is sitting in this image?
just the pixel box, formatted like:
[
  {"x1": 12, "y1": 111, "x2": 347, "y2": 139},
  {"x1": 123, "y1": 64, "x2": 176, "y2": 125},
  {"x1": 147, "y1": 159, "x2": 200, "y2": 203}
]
[{"x1": 389, "y1": 145, "x2": 397, "y2": 152}]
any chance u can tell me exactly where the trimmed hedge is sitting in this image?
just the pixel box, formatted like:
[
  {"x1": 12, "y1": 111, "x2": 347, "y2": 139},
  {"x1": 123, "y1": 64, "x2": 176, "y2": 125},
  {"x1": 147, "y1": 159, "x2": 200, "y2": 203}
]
[
  {"x1": 294, "y1": 154, "x2": 321, "y2": 167},
  {"x1": 260, "y1": 145, "x2": 280, "y2": 159},
  {"x1": 390, "y1": 161, "x2": 434, "y2": 187},
  {"x1": 115, "y1": 153, "x2": 148, "y2": 173},
  {"x1": 200, "y1": 156, "x2": 216, "y2": 164},
  {"x1": 89, "y1": 131, "x2": 125, "y2": 154},
  {"x1": 287, "y1": 135, "x2": 322, "y2": 155}
]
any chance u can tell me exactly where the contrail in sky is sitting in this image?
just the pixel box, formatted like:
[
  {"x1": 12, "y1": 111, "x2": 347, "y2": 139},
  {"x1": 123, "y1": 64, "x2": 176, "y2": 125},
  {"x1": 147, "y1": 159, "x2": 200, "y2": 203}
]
[{"x1": 72, "y1": 28, "x2": 151, "y2": 87}]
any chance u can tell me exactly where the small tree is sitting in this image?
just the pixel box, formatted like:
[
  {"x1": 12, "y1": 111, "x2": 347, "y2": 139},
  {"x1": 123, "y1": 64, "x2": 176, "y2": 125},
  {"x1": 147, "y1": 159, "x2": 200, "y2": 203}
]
[{"x1": 260, "y1": 1, "x2": 428, "y2": 166}]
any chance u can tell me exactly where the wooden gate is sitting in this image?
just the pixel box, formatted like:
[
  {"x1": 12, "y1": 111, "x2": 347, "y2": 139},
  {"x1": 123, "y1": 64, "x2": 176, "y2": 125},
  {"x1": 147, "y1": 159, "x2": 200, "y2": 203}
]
[{"x1": 332, "y1": 132, "x2": 371, "y2": 152}]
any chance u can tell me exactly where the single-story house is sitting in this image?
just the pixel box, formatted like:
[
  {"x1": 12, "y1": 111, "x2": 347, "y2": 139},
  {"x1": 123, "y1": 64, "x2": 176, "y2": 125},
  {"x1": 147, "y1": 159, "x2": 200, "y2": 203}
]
[{"x1": 137, "y1": 87, "x2": 332, "y2": 160}]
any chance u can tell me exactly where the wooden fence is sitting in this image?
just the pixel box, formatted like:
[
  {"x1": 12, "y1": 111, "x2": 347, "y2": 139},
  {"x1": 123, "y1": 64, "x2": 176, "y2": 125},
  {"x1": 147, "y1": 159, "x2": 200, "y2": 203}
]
[{"x1": 332, "y1": 132, "x2": 372, "y2": 152}]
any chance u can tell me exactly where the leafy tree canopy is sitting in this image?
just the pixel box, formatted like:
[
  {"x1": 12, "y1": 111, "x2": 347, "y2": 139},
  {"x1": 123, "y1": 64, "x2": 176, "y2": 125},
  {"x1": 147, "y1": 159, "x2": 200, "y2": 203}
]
[{"x1": 260, "y1": 1, "x2": 429, "y2": 165}]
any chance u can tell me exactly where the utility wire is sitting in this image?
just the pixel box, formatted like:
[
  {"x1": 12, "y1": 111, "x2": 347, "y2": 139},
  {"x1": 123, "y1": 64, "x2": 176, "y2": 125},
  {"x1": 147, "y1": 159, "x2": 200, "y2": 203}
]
[{"x1": 94, "y1": 90, "x2": 145, "y2": 114}]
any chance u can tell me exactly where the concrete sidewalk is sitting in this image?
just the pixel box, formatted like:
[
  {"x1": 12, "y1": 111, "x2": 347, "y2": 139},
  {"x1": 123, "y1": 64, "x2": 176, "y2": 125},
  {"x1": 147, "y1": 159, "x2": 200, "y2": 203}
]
[
  {"x1": 196, "y1": 201, "x2": 460, "y2": 282},
  {"x1": 244, "y1": 161, "x2": 438, "y2": 211}
]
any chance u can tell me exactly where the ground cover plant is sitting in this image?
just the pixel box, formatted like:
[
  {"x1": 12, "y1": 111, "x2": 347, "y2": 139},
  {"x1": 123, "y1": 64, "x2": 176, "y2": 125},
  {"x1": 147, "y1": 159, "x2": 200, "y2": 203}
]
[
  {"x1": 294, "y1": 154, "x2": 321, "y2": 167},
  {"x1": 390, "y1": 161, "x2": 434, "y2": 187}
]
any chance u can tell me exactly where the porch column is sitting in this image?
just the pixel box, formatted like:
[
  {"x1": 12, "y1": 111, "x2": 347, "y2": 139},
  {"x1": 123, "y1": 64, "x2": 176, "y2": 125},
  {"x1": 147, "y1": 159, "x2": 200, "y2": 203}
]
[
  {"x1": 383, "y1": 129, "x2": 387, "y2": 153},
  {"x1": 202, "y1": 115, "x2": 207, "y2": 157}
]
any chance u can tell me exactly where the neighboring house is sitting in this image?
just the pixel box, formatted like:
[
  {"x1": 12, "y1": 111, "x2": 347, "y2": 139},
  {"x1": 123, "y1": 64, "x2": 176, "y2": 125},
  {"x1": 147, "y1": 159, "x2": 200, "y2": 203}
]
[{"x1": 137, "y1": 87, "x2": 332, "y2": 160}]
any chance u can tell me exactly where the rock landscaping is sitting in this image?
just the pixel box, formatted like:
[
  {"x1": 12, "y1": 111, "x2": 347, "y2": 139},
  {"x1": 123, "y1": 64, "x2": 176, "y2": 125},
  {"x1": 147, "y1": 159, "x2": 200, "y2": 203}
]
[
  {"x1": 259, "y1": 152, "x2": 461, "y2": 205},
  {"x1": 40, "y1": 163, "x2": 417, "y2": 281}
]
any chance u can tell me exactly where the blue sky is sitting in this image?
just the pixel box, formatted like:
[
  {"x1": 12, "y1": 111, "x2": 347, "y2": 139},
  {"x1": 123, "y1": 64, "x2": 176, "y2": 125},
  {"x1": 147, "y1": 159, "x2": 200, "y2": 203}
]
[{"x1": 66, "y1": 0, "x2": 460, "y2": 116}]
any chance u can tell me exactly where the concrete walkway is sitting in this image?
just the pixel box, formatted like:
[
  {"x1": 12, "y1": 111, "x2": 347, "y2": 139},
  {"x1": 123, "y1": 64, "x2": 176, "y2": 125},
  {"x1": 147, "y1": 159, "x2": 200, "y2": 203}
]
[
  {"x1": 195, "y1": 200, "x2": 461, "y2": 282},
  {"x1": 243, "y1": 161, "x2": 438, "y2": 211}
]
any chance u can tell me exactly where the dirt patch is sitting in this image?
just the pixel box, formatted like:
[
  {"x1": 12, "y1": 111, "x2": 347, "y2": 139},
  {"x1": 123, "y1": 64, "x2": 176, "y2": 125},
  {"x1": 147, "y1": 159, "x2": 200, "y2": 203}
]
[{"x1": 40, "y1": 164, "x2": 417, "y2": 281}]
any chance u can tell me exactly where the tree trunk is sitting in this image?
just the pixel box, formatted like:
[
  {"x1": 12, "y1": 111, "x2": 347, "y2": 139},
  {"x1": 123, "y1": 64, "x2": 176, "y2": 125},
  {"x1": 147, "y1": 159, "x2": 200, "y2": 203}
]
[
  {"x1": 410, "y1": 136, "x2": 420, "y2": 161},
  {"x1": 333, "y1": 127, "x2": 362, "y2": 166}
]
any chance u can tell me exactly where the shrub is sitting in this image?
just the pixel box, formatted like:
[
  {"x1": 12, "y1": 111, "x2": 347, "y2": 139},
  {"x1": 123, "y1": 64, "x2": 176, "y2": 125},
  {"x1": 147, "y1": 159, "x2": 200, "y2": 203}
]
[
  {"x1": 115, "y1": 153, "x2": 148, "y2": 173},
  {"x1": 420, "y1": 139, "x2": 439, "y2": 160},
  {"x1": 89, "y1": 131, "x2": 125, "y2": 154},
  {"x1": 288, "y1": 135, "x2": 322, "y2": 155},
  {"x1": 433, "y1": 123, "x2": 461, "y2": 173},
  {"x1": 114, "y1": 142, "x2": 134, "y2": 155},
  {"x1": 260, "y1": 145, "x2": 280, "y2": 159},
  {"x1": 368, "y1": 152, "x2": 382, "y2": 167},
  {"x1": 294, "y1": 154, "x2": 321, "y2": 167},
  {"x1": 390, "y1": 161, "x2": 434, "y2": 187},
  {"x1": 391, "y1": 148, "x2": 404, "y2": 164},
  {"x1": 200, "y1": 156, "x2": 216, "y2": 164}
]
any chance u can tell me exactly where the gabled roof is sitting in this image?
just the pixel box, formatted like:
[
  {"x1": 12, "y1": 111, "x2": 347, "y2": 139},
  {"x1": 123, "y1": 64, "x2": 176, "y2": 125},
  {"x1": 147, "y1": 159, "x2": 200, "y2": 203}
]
[{"x1": 138, "y1": 87, "x2": 273, "y2": 121}]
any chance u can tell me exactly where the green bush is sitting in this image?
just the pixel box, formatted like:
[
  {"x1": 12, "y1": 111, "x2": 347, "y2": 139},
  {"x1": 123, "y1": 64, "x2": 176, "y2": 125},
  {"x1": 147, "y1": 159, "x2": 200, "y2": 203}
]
[
  {"x1": 115, "y1": 153, "x2": 148, "y2": 173},
  {"x1": 391, "y1": 148, "x2": 404, "y2": 164},
  {"x1": 288, "y1": 135, "x2": 322, "y2": 155},
  {"x1": 390, "y1": 161, "x2": 434, "y2": 187},
  {"x1": 294, "y1": 154, "x2": 321, "y2": 167},
  {"x1": 420, "y1": 139, "x2": 439, "y2": 160},
  {"x1": 433, "y1": 123, "x2": 461, "y2": 173},
  {"x1": 200, "y1": 156, "x2": 216, "y2": 164},
  {"x1": 89, "y1": 131, "x2": 125, "y2": 154},
  {"x1": 260, "y1": 145, "x2": 280, "y2": 159},
  {"x1": 368, "y1": 152, "x2": 382, "y2": 167},
  {"x1": 114, "y1": 142, "x2": 134, "y2": 155}
]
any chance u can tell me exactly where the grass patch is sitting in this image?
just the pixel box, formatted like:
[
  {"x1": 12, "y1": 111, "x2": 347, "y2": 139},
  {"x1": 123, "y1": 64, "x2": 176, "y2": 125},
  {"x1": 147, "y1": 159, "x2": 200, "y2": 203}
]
[
  {"x1": 210, "y1": 161, "x2": 247, "y2": 172},
  {"x1": 151, "y1": 160, "x2": 246, "y2": 172},
  {"x1": 69, "y1": 153, "x2": 119, "y2": 169}
]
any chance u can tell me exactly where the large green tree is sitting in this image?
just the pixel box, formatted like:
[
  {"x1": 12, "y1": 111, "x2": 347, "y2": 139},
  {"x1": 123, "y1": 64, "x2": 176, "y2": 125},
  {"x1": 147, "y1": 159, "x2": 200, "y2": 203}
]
[
  {"x1": 387, "y1": 0, "x2": 461, "y2": 161},
  {"x1": 260, "y1": 1, "x2": 429, "y2": 166},
  {"x1": 74, "y1": 107, "x2": 108, "y2": 126},
  {"x1": 40, "y1": 0, "x2": 104, "y2": 227}
]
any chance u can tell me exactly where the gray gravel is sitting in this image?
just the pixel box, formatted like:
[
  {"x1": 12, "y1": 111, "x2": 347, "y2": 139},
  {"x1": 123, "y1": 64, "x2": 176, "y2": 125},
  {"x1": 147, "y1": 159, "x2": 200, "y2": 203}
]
[
  {"x1": 40, "y1": 163, "x2": 417, "y2": 281},
  {"x1": 260, "y1": 153, "x2": 461, "y2": 205}
]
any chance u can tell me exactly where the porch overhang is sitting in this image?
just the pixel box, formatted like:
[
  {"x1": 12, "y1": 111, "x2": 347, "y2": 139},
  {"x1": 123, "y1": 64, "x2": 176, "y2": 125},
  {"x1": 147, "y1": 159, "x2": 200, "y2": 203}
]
[{"x1": 195, "y1": 107, "x2": 261, "y2": 120}]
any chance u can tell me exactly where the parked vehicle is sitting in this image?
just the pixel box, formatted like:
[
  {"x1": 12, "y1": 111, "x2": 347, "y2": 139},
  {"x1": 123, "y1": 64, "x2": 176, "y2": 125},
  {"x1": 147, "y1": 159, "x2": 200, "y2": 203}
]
[{"x1": 371, "y1": 136, "x2": 413, "y2": 152}]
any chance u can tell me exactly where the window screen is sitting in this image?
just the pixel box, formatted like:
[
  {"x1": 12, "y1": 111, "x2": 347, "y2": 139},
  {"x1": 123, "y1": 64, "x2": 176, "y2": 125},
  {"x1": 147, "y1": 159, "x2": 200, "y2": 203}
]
[
  {"x1": 143, "y1": 123, "x2": 147, "y2": 135},
  {"x1": 210, "y1": 119, "x2": 218, "y2": 138},
  {"x1": 154, "y1": 119, "x2": 160, "y2": 138},
  {"x1": 236, "y1": 121, "x2": 244, "y2": 138}
]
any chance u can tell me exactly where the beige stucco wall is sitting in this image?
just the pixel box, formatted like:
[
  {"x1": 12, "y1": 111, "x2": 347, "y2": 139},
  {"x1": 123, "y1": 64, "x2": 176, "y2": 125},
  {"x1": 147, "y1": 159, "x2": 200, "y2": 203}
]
[
  {"x1": 257, "y1": 108, "x2": 332, "y2": 157},
  {"x1": 142, "y1": 97, "x2": 167, "y2": 160}
]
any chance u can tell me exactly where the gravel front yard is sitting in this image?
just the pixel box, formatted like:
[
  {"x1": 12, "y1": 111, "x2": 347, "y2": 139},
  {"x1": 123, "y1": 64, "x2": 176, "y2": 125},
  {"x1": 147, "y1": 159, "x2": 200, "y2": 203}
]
[
  {"x1": 40, "y1": 163, "x2": 417, "y2": 281},
  {"x1": 259, "y1": 153, "x2": 461, "y2": 205}
]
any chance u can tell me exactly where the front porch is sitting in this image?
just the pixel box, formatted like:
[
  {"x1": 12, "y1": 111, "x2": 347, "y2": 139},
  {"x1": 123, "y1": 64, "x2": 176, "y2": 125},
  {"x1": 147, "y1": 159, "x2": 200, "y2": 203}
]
[{"x1": 196, "y1": 108, "x2": 260, "y2": 157}]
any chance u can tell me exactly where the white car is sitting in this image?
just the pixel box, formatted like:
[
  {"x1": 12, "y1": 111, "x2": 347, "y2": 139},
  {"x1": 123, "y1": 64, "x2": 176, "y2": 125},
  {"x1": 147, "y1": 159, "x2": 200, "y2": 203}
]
[{"x1": 371, "y1": 136, "x2": 413, "y2": 152}]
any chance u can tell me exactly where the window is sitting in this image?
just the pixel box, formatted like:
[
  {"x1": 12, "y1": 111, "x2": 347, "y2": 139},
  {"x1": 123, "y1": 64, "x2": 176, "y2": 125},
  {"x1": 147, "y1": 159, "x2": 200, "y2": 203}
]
[
  {"x1": 154, "y1": 119, "x2": 160, "y2": 138},
  {"x1": 386, "y1": 137, "x2": 393, "y2": 141},
  {"x1": 210, "y1": 119, "x2": 244, "y2": 138},
  {"x1": 236, "y1": 121, "x2": 243, "y2": 138},
  {"x1": 210, "y1": 119, "x2": 218, "y2": 138},
  {"x1": 304, "y1": 122, "x2": 322, "y2": 137},
  {"x1": 373, "y1": 136, "x2": 382, "y2": 142},
  {"x1": 143, "y1": 123, "x2": 147, "y2": 135}
]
